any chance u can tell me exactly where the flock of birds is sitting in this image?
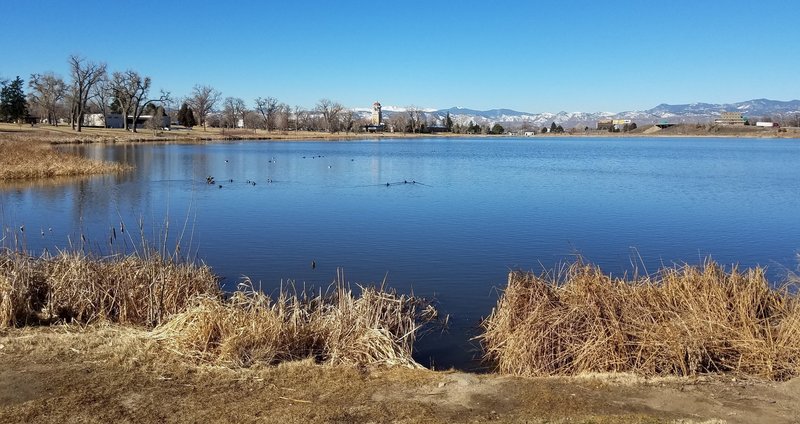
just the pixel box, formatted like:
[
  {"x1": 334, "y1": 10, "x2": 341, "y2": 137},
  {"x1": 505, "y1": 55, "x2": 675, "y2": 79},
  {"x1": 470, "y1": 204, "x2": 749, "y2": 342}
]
[{"x1": 204, "y1": 155, "x2": 425, "y2": 189}]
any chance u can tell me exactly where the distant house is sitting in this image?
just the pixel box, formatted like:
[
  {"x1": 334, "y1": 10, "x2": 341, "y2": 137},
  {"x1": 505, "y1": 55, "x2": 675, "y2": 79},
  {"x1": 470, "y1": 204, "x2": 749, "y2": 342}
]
[
  {"x1": 82, "y1": 113, "x2": 168, "y2": 129},
  {"x1": 596, "y1": 119, "x2": 614, "y2": 130},
  {"x1": 715, "y1": 111, "x2": 747, "y2": 125},
  {"x1": 612, "y1": 119, "x2": 632, "y2": 131},
  {"x1": 523, "y1": 131, "x2": 536, "y2": 137},
  {"x1": 363, "y1": 124, "x2": 386, "y2": 132},
  {"x1": 83, "y1": 113, "x2": 124, "y2": 128},
  {"x1": 756, "y1": 121, "x2": 779, "y2": 128},
  {"x1": 426, "y1": 125, "x2": 448, "y2": 133}
]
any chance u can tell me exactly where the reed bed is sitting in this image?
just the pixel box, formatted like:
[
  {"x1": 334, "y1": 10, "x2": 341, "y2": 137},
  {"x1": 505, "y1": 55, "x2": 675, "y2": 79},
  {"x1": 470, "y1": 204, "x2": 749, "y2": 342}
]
[
  {"x1": 0, "y1": 138, "x2": 129, "y2": 179},
  {"x1": 480, "y1": 260, "x2": 800, "y2": 381},
  {"x1": 152, "y1": 278, "x2": 438, "y2": 368},
  {"x1": 0, "y1": 248, "x2": 219, "y2": 327}
]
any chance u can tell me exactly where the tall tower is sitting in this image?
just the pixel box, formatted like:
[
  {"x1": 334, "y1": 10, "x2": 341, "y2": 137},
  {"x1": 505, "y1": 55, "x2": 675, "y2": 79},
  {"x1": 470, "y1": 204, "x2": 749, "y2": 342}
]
[{"x1": 371, "y1": 102, "x2": 382, "y2": 125}]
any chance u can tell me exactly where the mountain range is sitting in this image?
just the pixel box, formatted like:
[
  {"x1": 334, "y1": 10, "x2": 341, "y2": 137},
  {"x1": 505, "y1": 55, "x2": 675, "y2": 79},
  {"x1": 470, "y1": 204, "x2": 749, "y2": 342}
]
[{"x1": 365, "y1": 99, "x2": 800, "y2": 129}]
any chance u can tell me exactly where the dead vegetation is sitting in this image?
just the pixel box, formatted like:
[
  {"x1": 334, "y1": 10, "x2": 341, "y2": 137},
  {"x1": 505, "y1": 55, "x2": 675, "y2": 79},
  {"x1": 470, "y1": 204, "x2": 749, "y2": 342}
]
[
  {"x1": 480, "y1": 260, "x2": 800, "y2": 381},
  {"x1": 0, "y1": 249, "x2": 220, "y2": 327},
  {"x1": 152, "y1": 277, "x2": 438, "y2": 368},
  {"x1": 0, "y1": 137, "x2": 129, "y2": 179},
  {"x1": 0, "y1": 248, "x2": 438, "y2": 369}
]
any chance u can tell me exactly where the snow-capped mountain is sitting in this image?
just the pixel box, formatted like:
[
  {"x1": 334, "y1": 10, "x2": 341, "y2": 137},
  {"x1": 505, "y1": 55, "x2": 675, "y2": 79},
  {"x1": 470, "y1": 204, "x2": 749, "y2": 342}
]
[{"x1": 354, "y1": 99, "x2": 800, "y2": 129}]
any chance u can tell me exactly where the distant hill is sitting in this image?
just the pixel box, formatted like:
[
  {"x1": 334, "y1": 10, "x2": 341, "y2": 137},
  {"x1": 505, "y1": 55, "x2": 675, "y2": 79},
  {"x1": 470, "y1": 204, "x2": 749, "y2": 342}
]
[{"x1": 361, "y1": 99, "x2": 800, "y2": 129}]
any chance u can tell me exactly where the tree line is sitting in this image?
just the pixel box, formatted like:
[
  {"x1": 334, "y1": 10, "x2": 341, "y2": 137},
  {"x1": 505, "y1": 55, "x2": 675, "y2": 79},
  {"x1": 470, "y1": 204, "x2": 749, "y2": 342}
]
[
  {"x1": 0, "y1": 55, "x2": 436, "y2": 134},
  {"x1": 3, "y1": 55, "x2": 536, "y2": 135}
]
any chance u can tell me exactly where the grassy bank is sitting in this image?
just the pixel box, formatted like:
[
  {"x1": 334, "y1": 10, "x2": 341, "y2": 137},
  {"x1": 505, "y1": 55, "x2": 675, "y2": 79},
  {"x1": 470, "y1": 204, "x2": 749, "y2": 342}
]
[
  {"x1": 4, "y1": 326, "x2": 797, "y2": 423},
  {"x1": 0, "y1": 249, "x2": 437, "y2": 368},
  {"x1": 480, "y1": 260, "x2": 800, "y2": 381},
  {"x1": 0, "y1": 122, "x2": 448, "y2": 145},
  {"x1": 2, "y1": 251, "x2": 800, "y2": 421},
  {"x1": 0, "y1": 135, "x2": 129, "y2": 180}
]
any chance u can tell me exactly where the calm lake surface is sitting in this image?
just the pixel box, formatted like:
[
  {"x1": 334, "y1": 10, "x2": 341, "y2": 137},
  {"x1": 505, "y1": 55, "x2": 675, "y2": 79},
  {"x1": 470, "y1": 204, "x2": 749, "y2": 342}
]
[{"x1": 2, "y1": 137, "x2": 800, "y2": 369}]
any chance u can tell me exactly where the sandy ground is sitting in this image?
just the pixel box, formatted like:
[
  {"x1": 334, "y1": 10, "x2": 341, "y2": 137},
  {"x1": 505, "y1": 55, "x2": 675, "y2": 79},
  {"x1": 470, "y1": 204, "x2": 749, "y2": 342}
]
[{"x1": 1, "y1": 327, "x2": 798, "y2": 423}]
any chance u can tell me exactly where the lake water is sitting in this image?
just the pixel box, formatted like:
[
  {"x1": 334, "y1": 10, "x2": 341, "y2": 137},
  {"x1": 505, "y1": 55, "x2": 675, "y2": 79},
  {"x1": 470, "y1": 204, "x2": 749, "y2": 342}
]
[{"x1": 2, "y1": 137, "x2": 800, "y2": 369}]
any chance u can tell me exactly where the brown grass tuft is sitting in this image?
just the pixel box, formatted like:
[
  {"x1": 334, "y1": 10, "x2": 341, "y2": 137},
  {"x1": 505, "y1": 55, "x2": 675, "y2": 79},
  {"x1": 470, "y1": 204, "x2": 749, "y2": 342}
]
[
  {"x1": 0, "y1": 137, "x2": 130, "y2": 179},
  {"x1": 480, "y1": 260, "x2": 800, "y2": 380},
  {"x1": 152, "y1": 278, "x2": 438, "y2": 368},
  {"x1": 0, "y1": 248, "x2": 219, "y2": 327}
]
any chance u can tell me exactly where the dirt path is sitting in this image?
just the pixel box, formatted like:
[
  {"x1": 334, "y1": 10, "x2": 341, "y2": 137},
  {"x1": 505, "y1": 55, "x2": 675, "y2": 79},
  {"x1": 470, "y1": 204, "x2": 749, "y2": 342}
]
[{"x1": 1, "y1": 327, "x2": 798, "y2": 423}]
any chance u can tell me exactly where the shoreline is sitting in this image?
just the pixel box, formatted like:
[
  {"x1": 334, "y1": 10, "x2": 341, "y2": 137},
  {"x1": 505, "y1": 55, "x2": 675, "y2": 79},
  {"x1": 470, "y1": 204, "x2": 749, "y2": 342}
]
[
  {"x1": 1, "y1": 325, "x2": 798, "y2": 423},
  {"x1": 3, "y1": 122, "x2": 800, "y2": 147}
]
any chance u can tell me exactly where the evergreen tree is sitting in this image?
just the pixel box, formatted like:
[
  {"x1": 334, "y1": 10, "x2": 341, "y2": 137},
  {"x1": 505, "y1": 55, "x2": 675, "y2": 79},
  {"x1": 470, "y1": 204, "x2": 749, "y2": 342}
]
[
  {"x1": 185, "y1": 106, "x2": 196, "y2": 127},
  {"x1": 177, "y1": 102, "x2": 196, "y2": 127},
  {"x1": 445, "y1": 112, "x2": 453, "y2": 131},
  {"x1": 490, "y1": 123, "x2": 505, "y2": 134},
  {"x1": 177, "y1": 102, "x2": 187, "y2": 125},
  {"x1": 550, "y1": 121, "x2": 557, "y2": 133},
  {"x1": 0, "y1": 76, "x2": 28, "y2": 123}
]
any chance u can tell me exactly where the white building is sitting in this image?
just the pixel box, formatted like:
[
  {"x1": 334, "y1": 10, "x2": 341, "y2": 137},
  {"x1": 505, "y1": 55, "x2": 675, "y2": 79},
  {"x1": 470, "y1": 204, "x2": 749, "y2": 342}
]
[{"x1": 82, "y1": 113, "x2": 169, "y2": 129}]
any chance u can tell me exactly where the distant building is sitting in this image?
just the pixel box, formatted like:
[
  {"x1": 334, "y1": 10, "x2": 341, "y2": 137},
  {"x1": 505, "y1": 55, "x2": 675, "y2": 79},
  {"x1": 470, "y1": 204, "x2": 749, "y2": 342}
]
[
  {"x1": 363, "y1": 101, "x2": 386, "y2": 132},
  {"x1": 82, "y1": 113, "x2": 169, "y2": 129},
  {"x1": 596, "y1": 119, "x2": 614, "y2": 130},
  {"x1": 715, "y1": 111, "x2": 746, "y2": 125},
  {"x1": 83, "y1": 113, "x2": 124, "y2": 128},
  {"x1": 371, "y1": 102, "x2": 382, "y2": 125},
  {"x1": 523, "y1": 131, "x2": 536, "y2": 137},
  {"x1": 756, "y1": 121, "x2": 779, "y2": 127},
  {"x1": 427, "y1": 125, "x2": 448, "y2": 133}
]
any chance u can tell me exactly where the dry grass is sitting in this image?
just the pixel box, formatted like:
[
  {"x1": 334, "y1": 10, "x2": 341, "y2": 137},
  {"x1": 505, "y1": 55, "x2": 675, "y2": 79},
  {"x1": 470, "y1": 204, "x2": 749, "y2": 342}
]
[
  {"x1": 480, "y1": 260, "x2": 800, "y2": 380},
  {"x1": 0, "y1": 136, "x2": 130, "y2": 179},
  {"x1": 0, "y1": 248, "x2": 219, "y2": 327},
  {"x1": 0, "y1": 245, "x2": 438, "y2": 369},
  {"x1": 152, "y1": 277, "x2": 438, "y2": 368},
  {"x1": 0, "y1": 122, "x2": 441, "y2": 145}
]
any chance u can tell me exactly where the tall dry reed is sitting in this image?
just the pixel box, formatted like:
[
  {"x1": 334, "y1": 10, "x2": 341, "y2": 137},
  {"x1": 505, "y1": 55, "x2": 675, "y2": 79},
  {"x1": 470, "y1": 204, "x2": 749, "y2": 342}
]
[
  {"x1": 0, "y1": 138, "x2": 129, "y2": 179},
  {"x1": 480, "y1": 260, "x2": 800, "y2": 380},
  {"x1": 152, "y1": 277, "x2": 438, "y2": 368},
  {"x1": 0, "y1": 248, "x2": 219, "y2": 327}
]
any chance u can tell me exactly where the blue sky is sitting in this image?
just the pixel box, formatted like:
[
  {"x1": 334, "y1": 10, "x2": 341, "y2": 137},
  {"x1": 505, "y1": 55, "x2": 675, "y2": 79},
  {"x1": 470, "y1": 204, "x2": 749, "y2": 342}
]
[{"x1": 3, "y1": 0, "x2": 799, "y2": 113}]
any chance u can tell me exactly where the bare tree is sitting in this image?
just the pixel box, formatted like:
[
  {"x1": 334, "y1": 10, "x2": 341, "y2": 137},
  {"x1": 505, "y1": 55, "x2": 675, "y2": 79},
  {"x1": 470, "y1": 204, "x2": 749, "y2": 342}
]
[
  {"x1": 315, "y1": 98, "x2": 344, "y2": 133},
  {"x1": 243, "y1": 110, "x2": 261, "y2": 131},
  {"x1": 293, "y1": 105, "x2": 307, "y2": 131},
  {"x1": 91, "y1": 76, "x2": 112, "y2": 127},
  {"x1": 406, "y1": 106, "x2": 423, "y2": 133},
  {"x1": 275, "y1": 103, "x2": 291, "y2": 131},
  {"x1": 68, "y1": 55, "x2": 107, "y2": 132},
  {"x1": 28, "y1": 72, "x2": 66, "y2": 125},
  {"x1": 222, "y1": 97, "x2": 246, "y2": 128},
  {"x1": 145, "y1": 105, "x2": 165, "y2": 135},
  {"x1": 389, "y1": 112, "x2": 408, "y2": 133},
  {"x1": 110, "y1": 70, "x2": 156, "y2": 132},
  {"x1": 188, "y1": 85, "x2": 221, "y2": 131},
  {"x1": 342, "y1": 109, "x2": 355, "y2": 133},
  {"x1": 254, "y1": 96, "x2": 279, "y2": 131}
]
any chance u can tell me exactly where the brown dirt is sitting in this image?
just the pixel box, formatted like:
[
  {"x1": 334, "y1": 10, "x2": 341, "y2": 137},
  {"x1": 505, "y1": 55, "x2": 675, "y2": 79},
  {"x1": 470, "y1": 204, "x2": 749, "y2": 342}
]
[{"x1": 1, "y1": 326, "x2": 798, "y2": 423}]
